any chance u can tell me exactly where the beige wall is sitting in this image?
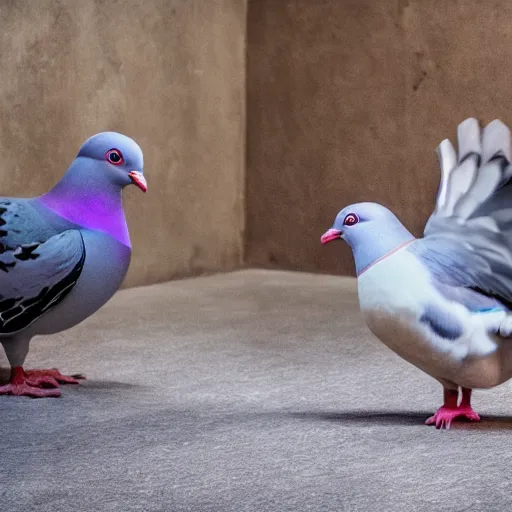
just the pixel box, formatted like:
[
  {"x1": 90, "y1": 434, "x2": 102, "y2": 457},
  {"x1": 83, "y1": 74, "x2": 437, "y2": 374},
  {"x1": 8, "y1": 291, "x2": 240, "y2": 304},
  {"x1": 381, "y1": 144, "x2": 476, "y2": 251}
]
[
  {"x1": 0, "y1": 0, "x2": 246, "y2": 288},
  {"x1": 4, "y1": 0, "x2": 508, "y2": 286},
  {"x1": 246, "y1": 0, "x2": 512, "y2": 277}
]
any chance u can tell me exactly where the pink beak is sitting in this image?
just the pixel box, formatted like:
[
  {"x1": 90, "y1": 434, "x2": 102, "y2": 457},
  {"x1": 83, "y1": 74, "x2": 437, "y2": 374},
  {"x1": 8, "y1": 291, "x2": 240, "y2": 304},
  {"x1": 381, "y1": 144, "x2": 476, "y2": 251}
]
[
  {"x1": 129, "y1": 171, "x2": 147, "y2": 192},
  {"x1": 321, "y1": 228, "x2": 342, "y2": 244}
]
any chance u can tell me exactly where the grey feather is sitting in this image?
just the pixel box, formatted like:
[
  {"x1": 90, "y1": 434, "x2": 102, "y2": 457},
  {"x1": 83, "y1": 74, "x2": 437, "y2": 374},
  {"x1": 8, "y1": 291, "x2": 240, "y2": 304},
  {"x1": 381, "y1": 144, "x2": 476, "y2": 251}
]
[
  {"x1": 408, "y1": 237, "x2": 486, "y2": 288},
  {"x1": 0, "y1": 230, "x2": 85, "y2": 334},
  {"x1": 444, "y1": 157, "x2": 479, "y2": 217},
  {"x1": 421, "y1": 118, "x2": 512, "y2": 306},
  {"x1": 481, "y1": 119, "x2": 511, "y2": 164},
  {"x1": 435, "y1": 139, "x2": 457, "y2": 213},
  {"x1": 434, "y1": 118, "x2": 481, "y2": 218},
  {"x1": 453, "y1": 160, "x2": 503, "y2": 220},
  {"x1": 457, "y1": 118, "x2": 481, "y2": 161},
  {"x1": 431, "y1": 281, "x2": 505, "y2": 312},
  {"x1": 420, "y1": 304, "x2": 463, "y2": 340},
  {"x1": 0, "y1": 199, "x2": 61, "y2": 248}
]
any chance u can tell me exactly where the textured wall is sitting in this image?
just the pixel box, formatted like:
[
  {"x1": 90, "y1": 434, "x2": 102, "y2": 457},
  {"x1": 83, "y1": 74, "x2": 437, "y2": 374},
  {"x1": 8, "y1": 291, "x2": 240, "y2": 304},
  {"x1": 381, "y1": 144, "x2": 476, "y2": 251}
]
[
  {"x1": 246, "y1": 0, "x2": 512, "y2": 276},
  {"x1": 0, "y1": 0, "x2": 246, "y2": 288}
]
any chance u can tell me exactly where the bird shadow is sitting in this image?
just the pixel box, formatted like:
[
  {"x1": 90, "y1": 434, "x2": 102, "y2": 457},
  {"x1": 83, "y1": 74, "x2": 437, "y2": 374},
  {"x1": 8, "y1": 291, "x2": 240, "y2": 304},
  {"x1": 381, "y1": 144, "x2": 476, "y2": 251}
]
[
  {"x1": 72, "y1": 380, "x2": 144, "y2": 393},
  {"x1": 79, "y1": 380, "x2": 141, "y2": 391},
  {"x1": 284, "y1": 410, "x2": 512, "y2": 430}
]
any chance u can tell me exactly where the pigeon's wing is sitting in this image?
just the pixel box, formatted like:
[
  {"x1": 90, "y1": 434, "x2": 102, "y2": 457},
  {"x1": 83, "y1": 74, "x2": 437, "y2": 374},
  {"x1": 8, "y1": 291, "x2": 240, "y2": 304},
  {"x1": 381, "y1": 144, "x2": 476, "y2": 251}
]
[
  {"x1": 0, "y1": 198, "x2": 63, "y2": 248},
  {"x1": 0, "y1": 230, "x2": 86, "y2": 334},
  {"x1": 418, "y1": 118, "x2": 512, "y2": 306},
  {"x1": 419, "y1": 303, "x2": 463, "y2": 340},
  {"x1": 409, "y1": 239, "x2": 508, "y2": 311},
  {"x1": 432, "y1": 281, "x2": 506, "y2": 312}
]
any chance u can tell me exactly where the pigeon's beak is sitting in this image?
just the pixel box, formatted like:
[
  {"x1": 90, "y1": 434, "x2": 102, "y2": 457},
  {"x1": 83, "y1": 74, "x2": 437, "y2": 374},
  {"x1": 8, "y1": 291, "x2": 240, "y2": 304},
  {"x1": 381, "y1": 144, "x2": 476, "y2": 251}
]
[
  {"x1": 321, "y1": 228, "x2": 342, "y2": 244},
  {"x1": 129, "y1": 171, "x2": 147, "y2": 193}
]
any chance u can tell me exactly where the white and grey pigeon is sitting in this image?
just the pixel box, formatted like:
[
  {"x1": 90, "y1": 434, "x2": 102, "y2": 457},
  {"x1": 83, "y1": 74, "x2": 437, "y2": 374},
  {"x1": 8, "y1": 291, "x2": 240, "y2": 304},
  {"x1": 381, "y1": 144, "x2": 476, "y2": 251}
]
[
  {"x1": 321, "y1": 118, "x2": 512, "y2": 429},
  {"x1": 0, "y1": 132, "x2": 146, "y2": 398}
]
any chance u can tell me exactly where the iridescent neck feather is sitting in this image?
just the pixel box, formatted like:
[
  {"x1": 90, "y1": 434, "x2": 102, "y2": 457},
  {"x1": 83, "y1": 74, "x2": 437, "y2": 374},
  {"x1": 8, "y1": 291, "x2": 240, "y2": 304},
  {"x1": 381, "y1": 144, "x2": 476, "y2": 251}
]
[{"x1": 38, "y1": 159, "x2": 131, "y2": 248}]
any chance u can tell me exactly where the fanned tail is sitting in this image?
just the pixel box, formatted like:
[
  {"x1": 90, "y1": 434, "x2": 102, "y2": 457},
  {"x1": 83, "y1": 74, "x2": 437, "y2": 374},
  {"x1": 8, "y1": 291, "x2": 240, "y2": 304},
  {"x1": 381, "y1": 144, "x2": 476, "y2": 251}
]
[
  {"x1": 421, "y1": 117, "x2": 512, "y2": 306},
  {"x1": 432, "y1": 118, "x2": 511, "y2": 223}
]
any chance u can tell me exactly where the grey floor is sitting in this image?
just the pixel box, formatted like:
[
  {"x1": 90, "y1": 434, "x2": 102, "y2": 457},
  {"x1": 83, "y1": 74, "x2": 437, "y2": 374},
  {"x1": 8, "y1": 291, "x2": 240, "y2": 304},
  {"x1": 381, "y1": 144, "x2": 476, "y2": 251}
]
[{"x1": 2, "y1": 269, "x2": 512, "y2": 512}]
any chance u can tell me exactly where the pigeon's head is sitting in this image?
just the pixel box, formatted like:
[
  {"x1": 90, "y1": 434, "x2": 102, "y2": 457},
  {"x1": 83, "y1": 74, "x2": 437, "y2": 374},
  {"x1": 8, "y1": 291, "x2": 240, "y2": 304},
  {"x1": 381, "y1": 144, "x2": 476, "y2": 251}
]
[
  {"x1": 76, "y1": 132, "x2": 147, "y2": 192},
  {"x1": 321, "y1": 202, "x2": 415, "y2": 274},
  {"x1": 321, "y1": 202, "x2": 401, "y2": 246}
]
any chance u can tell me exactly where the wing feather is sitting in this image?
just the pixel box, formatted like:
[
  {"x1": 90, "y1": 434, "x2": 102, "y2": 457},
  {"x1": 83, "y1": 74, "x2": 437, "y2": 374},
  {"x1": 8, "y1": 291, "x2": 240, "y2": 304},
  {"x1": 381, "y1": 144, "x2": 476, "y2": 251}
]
[{"x1": 420, "y1": 118, "x2": 512, "y2": 306}]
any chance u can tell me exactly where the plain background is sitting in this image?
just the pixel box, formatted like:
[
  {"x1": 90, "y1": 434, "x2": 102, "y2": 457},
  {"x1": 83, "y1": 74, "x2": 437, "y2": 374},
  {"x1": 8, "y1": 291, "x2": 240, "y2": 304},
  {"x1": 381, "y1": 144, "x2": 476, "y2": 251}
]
[
  {"x1": 2, "y1": 0, "x2": 512, "y2": 285},
  {"x1": 3, "y1": 5, "x2": 512, "y2": 510},
  {"x1": 246, "y1": 0, "x2": 512, "y2": 277},
  {"x1": 0, "y1": 0, "x2": 246, "y2": 288}
]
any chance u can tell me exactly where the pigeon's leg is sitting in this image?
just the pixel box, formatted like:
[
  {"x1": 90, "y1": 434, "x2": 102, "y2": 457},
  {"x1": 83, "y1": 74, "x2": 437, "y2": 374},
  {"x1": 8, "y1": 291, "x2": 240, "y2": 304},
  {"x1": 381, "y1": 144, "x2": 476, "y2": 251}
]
[
  {"x1": 425, "y1": 386, "x2": 459, "y2": 430},
  {"x1": 0, "y1": 337, "x2": 60, "y2": 397},
  {"x1": 0, "y1": 366, "x2": 61, "y2": 398},
  {"x1": 0, "y1": 337, "x2": 84, "y2": 398},
  {"x1": 425, "y1": 382, "x2": 480, "y2": 430},
  {"x1": 458, "y1": 387, "x2": 481, "y2": 422}
]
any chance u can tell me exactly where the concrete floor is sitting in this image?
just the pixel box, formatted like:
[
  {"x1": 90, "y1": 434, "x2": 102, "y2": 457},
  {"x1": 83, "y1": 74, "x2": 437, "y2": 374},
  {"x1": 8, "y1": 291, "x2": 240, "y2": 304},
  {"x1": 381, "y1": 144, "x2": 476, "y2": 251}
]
[{"x1": 2, "y1": 269, "x2": 512, "y2": 512}]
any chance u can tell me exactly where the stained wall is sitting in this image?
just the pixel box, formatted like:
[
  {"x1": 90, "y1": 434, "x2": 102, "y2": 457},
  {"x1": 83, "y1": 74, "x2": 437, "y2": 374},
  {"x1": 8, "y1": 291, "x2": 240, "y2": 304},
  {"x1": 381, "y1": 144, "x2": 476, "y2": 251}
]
[
  {"x1": 3, "y1": 0, "x2": 508, "y2": 286},
  {"x1": 246, "y1": 0, "x2": 512, "y2": 276},
  {"x1": 0, "y1": 0, "x2": 246, "y2": 287}
]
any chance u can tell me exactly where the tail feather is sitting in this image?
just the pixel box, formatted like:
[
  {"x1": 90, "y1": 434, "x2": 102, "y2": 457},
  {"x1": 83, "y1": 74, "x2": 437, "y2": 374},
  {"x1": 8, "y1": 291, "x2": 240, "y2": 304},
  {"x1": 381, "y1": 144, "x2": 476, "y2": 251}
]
[
  {"x1": 422, "y1": 118, "x2": 512, "y2": 306},
  {"x1": 453, "y1": 160, "x2": 502, "y2": 220},
  {"x1": 481, "y1": 119, "x2": 511, "y2": 165},
  {"x1": 430, "y1": 118, "x2": 511, "y2": 223},
  {"x1": 457, "y1": 117, "x2": 481, "y2": 162},
  {"x1": 435, "y1": 139, "x2": 457, "y2": 213},
  {"x1": 434, "y1": 118, "x2": 481, "y2": 218}
]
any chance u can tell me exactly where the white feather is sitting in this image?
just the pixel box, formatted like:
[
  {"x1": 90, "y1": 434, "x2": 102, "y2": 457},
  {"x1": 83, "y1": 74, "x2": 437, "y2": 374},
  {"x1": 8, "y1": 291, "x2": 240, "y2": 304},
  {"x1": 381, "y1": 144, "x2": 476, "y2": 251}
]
[
  {"x1": 457, "y1": 117, "x2": 481, "y2": 161},
  {"x1": 435, "y1": 139, "x2": 457, "y2": 214},
  {"x1": 481, "y1": 119, "x2": 511, "y2": 164},
  {"x1": 453, "y1": 161, "x2": 502, "y2": 220},
  {"x1": 357, "y1": 248, "x2": 503, "y2": 387},
  {"x1": 443, "y1": 157, "x2": 478, "y2": 217}
]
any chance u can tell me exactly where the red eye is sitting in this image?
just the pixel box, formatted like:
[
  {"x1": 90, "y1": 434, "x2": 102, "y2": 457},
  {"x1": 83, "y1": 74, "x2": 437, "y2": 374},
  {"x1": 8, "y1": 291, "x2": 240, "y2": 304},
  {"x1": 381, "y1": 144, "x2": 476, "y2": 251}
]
[
  {"x1": 343, "y1": 213, "x2": 359, "y2": 226},
  {"x1": 106, "y1": 149, "x2": 124, "y2": 165}
]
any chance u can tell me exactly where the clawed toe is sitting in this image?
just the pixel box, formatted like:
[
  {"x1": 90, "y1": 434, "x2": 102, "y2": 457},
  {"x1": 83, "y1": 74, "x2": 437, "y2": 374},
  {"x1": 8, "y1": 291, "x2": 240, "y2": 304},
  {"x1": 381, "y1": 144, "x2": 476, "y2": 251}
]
[
  {"x1": 425, "y1": 405, "x2": 481, "y2": 430},
  {"x1": 25, "y1": 375, "x2": 60, "y2": 388},
  {"x1": 24, "y1": 368, "x2": 86, "y2": 385},
  {"x1": 0, "y1": 366, "x2": 85, "y2": 398},
  {"x1": 0, "y1": 381, "x2": 61, "y2": 398}
]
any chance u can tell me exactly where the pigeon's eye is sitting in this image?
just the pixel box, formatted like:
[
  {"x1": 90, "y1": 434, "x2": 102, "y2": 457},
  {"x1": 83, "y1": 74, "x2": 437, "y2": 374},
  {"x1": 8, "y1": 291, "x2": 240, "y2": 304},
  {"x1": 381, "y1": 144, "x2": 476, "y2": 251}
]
[
  {"x1": 343, "y1": 213, "x2": 359, "y2": 226},
  {"x1": 106, "y1": 149, "x2": 124, "y2": 166}
]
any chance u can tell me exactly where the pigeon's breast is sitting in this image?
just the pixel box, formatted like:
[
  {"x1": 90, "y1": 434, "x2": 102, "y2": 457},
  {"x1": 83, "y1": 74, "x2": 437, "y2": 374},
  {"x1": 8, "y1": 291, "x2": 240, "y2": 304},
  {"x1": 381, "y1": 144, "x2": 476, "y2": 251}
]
[
  {"x1": 363, "y1": 309, "x2": 512, "y2": 389},
  {"x1": 356, "y1": 248, "x2": 464, "y2": 373},
  {"x1": 356, "y1": 247, "x2": 512, "y2": 388},
  {"x1": 29, "y1": 229, "x2": 131, "y2": 335},
  {"x1": 357, "y1": 248, "x2": 435, "y2": 320}
]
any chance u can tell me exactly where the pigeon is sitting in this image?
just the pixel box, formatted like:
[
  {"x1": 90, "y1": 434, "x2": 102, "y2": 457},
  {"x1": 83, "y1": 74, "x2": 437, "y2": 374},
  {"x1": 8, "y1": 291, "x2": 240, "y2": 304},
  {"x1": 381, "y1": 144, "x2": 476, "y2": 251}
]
[
  {"x1": 0, "y1": 132, "x2": 146, "y2": 398},
  {"x1": 321, "y1": 118, "x2": 512, "y2": 429}
]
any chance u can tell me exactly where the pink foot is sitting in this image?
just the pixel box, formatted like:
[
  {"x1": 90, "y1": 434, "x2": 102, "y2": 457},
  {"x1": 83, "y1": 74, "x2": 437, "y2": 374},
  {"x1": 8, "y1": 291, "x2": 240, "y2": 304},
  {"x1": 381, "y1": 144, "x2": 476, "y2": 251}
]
[
  {"x1": 0, "y1": 367, "x2": 61, "y2": 398},
  {"x1": 0, "y1": 367, "x2": 86, "y2": 398},
  {"x1": 425, "y1": 405, "x2": 480, "y2": 430},
  {"x1": 25, "y1": 368, "x2": 86, "y2": 386},
  {"x1": 426, "y1": 388, "x2": 481, "y2": 430}
]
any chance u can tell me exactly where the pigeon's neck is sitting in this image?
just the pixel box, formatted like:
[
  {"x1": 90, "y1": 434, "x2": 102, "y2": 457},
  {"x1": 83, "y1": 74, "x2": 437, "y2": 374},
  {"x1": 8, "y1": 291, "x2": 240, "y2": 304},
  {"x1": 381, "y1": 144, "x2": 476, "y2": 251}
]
[
  {"x1": 39, "y1": 160, "x2": 131, "y2": 248},
  {"x1": 349, "y1": 225, "x2": 415, "y2": 276}
]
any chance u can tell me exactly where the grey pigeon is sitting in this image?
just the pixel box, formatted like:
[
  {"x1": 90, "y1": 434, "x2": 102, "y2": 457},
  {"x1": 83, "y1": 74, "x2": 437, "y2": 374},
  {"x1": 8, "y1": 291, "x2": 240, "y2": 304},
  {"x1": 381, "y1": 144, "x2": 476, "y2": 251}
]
[
  {"x1": 321, "y1": 118, "x2": 512, "y2": 429},
  {"x1": 0, "y1": 132, "x2": 146, "y2": 398}
]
